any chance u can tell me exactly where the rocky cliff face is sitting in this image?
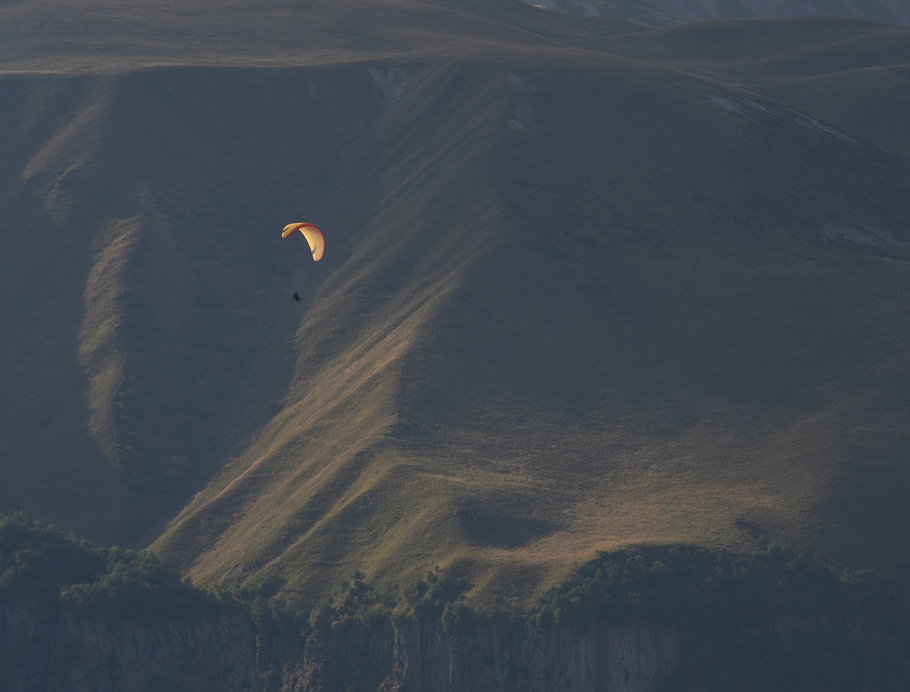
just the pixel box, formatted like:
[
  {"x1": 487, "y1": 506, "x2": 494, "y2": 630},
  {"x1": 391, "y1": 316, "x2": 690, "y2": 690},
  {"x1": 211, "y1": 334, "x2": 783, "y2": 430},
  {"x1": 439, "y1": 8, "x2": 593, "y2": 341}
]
[
  {"x1": 2, "y1": 598, "x2": 679, "y2": 692},
  {"x1": 4, "y1": 599, "x2": 905, "y2": 692},
  {"x1": 258, "y1": 619, "x2": 679, "y2": 692},
  {"x1": 386, "y1": 620, "x2": 679, "y2": 692},
  {"x1": 0, "y1": 599, "x2": 261, "y2": 692}
]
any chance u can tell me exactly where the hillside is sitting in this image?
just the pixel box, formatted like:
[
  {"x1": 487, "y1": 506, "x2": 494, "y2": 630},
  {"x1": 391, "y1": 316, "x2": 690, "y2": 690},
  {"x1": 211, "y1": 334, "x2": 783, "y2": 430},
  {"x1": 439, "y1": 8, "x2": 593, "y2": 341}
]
[
  {"x1": 655, "y1": 0, "x2": 910, "y2": 24},
  {"x1": 530, "y1": 0, "x2": 910, "y2": 28},
  {"x1": 1, "y1": 0, "x2": 909, "y2": 611},
  {"x1": 527, "y1": 0, "x2": 693, "y2": 27}
]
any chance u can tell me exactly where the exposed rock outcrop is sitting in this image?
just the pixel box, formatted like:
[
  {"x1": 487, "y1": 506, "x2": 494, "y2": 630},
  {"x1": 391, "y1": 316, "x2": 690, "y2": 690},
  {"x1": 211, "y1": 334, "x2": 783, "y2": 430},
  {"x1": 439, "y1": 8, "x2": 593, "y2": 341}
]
[
  {"x1": 257, "y1": 619, "x2": 679, "y2": 692},
  {"x1": 0, "y1": 599, "x2": 260, "y2": 692},
  {"x1": 2, "y1": 597, "x2": 679, "y2": 692}
]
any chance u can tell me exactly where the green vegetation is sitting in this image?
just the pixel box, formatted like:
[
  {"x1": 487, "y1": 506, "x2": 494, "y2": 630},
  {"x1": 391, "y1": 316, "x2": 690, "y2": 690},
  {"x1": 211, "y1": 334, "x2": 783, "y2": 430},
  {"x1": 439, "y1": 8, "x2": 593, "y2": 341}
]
[
  {"x1": 534, "y1": 545, "x2": 910, "y2": 691},
  {"x1": 5, "y1": 509, "x2": 910, "y2": 688},
  {"x1": 0, "y1": 512, "x2": 228, "y2": 619},
  {"x1": 536, "y1": 544, "x2": 854, "y2": 624},
  {"x1": 305, "y1": 570, "x2": 392, "y2": 632},
  {"x1": 304, "y1": 567, "x2": 474, "y2": 632},
  {"x1": 394, "y1": 567, "x2": 476, "y2": 630}
]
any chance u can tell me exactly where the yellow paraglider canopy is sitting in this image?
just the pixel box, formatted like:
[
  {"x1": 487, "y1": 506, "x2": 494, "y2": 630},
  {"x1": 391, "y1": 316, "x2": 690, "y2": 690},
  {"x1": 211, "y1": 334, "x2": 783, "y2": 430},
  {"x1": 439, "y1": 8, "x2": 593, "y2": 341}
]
[{"x1": 282, "y1": 223, "x2": 325, "y2": 261}]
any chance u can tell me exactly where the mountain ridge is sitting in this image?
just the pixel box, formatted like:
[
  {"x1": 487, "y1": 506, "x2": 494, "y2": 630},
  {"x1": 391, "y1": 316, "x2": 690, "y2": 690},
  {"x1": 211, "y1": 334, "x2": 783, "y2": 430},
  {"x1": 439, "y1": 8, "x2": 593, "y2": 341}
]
[{"x1": 535, "y1": 0, "x2": 910, "y2": 27}]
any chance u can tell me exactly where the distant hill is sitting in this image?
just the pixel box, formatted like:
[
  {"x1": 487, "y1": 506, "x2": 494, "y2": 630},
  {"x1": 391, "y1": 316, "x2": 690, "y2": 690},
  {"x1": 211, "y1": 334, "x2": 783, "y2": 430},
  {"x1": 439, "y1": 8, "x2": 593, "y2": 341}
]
[
  {"x1": 1, "y1": 0, "x2": 909, "y2": 610},
  {"x1": 527, "y1": 0, "x2": 693, "y2": 27},
  {"x1": 535, "y1": 0, "x2": 910, "y2": 26},
  {"x1": 645, "y1": 0, "x2": 910, "y2": 23}
]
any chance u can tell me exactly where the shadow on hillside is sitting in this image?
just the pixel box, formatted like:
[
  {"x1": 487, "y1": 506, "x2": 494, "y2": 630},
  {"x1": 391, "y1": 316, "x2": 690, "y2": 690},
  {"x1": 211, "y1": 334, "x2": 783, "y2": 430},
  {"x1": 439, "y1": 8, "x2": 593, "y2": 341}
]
[{"x1": 456, "y1": 507, "x2": 556, "y2": 547}]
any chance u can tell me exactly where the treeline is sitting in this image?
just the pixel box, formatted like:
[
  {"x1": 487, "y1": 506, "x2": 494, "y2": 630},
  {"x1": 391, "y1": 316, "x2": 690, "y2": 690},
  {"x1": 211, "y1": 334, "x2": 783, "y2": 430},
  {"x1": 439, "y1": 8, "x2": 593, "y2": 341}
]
[
  {"x1": 532, "y1": 544, "x2": 910, "y2": 691},
  {"x1": 5, "y1": 510, "x2": 910, "y2": 689},
  {"x1": 0, "y1": 511, "x2": 234, "y2": 619},
  {"x1": 247, "y1": 566, "x2": 475, "y2": 636},
  {"x1": 293, "y1": 544, "x2": 910, "y2": 689}
]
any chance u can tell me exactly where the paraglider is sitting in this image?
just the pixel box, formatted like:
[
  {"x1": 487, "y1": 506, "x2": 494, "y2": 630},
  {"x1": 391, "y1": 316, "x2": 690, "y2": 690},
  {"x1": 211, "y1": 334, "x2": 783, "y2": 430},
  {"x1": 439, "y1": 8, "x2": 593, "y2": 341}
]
[{"x1": 282, "y1": 223, "x2": 325, "y2": 261}]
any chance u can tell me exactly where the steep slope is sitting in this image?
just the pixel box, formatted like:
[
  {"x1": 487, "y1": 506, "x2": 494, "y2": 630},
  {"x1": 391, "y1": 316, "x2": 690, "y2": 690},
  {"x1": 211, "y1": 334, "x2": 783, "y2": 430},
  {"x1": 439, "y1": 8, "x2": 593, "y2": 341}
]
[
  {"x1": 607, "y1": 16, "x2": 910, "y2": 154},
  {"x1": 154, "y1": 47, "x2": 910, "y2": 606},
  {"x1": 2, "y1": 0, "x2": 910, "y2": 610},
  {"x1": 150, "y1": 58, "x2": 510, "y2": 601},
  {"x1": 0, "y1": 66, "x2": 390, "y2": 542},
  {"x1": 0, "y1": 0, "x2": 641, "y2": 550}
]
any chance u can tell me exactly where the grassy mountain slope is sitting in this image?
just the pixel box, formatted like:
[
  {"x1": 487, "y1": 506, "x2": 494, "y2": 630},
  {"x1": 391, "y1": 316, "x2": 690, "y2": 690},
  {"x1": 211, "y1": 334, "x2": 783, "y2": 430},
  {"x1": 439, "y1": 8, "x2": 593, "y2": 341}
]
[
  {"x1": 0, "y1": 0, "x2": 644, "y2": 73},
  {"x1": 155, "y1": 36, "x2": 910, "y2": 607},
  {"x1": 1, "y1": 1, "x2": 910, "y2": 609},
  {"x1": 0, "y1": 65, "x2": 391, "y2": 543},
  {"x1": 607, "y1": 16, "x2": 910, "y2": 154}
]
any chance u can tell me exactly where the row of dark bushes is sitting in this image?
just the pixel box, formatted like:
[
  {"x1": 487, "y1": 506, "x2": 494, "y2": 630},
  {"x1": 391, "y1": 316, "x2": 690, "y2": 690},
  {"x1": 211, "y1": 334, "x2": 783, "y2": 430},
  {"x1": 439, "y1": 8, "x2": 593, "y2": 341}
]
[
  {"x1": 0, "y1": 511, "x2": 235, "y2": 619},
  {"x1": 533, "y1": 543, "x2": 909, "y2": 626},
  {"x1": 0, "y1": 511, "x2": 473, "y2": 631},
  {"x1": 531, "y1": 544, "x2": 910, "y2": 691},
  {"x1": 4, "y1": 510, "x2": 910, "y2": 689}
]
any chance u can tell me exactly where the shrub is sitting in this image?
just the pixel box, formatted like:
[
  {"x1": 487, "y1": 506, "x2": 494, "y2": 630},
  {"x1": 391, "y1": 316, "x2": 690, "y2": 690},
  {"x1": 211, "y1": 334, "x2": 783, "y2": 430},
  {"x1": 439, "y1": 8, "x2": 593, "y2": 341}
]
[{"x1": 0, "y1": 511, "x2": 226, "y2": 620}]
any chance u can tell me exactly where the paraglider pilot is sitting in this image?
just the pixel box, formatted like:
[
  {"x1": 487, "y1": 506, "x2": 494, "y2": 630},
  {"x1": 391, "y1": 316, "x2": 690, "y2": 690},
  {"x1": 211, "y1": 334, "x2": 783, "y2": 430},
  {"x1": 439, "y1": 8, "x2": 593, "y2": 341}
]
[{"x1": 293, "y1": 291, "x2": 301, "y2": 302}]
